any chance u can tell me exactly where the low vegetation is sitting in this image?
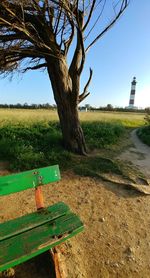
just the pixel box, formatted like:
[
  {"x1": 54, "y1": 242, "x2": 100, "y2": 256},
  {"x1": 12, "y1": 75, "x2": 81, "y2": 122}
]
[
  {"x1": 0, "y1": 121, "x2": 125, "y2": 171},
  {"x1": 137, "y1": 110, "x2": 150, "y2": 147},
  {"x1": 0, "y1": 109, "x2": 145, "y2": 127},
  {"x1": 0, "y1": 110, "x2": 146, "y2": 180},
  {"x1": 137, "y1": 127, "x2": 150, "y2": 147},
  {"x1": 83, "y1": 122, "x2": 125, "y2": 149}
]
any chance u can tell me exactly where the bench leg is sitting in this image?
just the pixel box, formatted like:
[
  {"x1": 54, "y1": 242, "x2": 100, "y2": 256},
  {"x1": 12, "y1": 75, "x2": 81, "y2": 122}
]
[
  {"x1": 35, "y1": 186, "x2": 44, "y2": 209},
  {"x1": 50, "y1": 248, "x2": 62, "y2": 278},
  {"x1": 35, "y1": 187, "x2": 62, "y2": 277}
]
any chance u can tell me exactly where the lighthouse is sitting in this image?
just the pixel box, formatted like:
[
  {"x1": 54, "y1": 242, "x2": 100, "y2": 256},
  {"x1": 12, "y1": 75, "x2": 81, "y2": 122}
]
[{"x1": 129, "y1": 77, "x2": 137, "y2": 108}]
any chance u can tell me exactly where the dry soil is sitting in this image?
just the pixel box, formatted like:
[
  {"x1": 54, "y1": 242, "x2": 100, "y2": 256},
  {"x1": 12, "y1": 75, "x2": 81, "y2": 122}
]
[{"x1": 1, "y1": 131, "x2": 150, "y2": 278}]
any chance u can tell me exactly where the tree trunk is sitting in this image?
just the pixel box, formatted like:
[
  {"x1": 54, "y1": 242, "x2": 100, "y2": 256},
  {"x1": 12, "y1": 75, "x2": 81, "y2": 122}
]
[{"x1": 46, "y1": 56, "x2": 87, "y2": 155}]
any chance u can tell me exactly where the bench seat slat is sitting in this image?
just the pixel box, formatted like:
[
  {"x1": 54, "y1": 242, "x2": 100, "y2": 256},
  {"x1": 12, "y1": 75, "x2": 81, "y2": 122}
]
[
  {"x1": 0, "y1": 202, "x2": 69, "y2": 241},
  {"x1": 0, "y1": 165, "x2": 60, "y2": 196},
  {"x1": 0, "y1": 213, "x2": 84, "y2": 272}
]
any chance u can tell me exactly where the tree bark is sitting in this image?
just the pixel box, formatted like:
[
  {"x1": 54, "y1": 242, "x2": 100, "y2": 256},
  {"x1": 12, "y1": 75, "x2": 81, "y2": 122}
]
[{"x1": 46, "y1": 56, "x2": 87, "y2": 155}]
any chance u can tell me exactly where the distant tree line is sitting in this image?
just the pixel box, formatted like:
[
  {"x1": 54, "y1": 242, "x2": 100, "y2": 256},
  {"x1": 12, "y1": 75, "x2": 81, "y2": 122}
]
[
  {"x1": 0, "y1": 103, "x2": 149, "y2": 113},
  {"x1": 79, "y1": 104, "x2": 149, "y2": 113},
  {"x1": 0, "y1": 103, "x2": 57, "y2": 109}
]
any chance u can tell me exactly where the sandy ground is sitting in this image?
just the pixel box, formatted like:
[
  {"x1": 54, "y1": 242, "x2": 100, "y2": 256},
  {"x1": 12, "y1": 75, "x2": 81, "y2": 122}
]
[
  {"x1": 118, "y1": 130, "x2": 150, "y2": 178},
  {"x1": 1, "y1": 131, "x2": 150, "y2": 278}
]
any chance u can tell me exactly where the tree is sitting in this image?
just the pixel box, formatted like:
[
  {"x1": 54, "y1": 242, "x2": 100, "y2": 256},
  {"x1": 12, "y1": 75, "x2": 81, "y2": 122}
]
[
  {"x1": 0, "y1": 0, "x2": 129, "y2": 154},
  {"x1": 106, "y1": 104, "x2": 113, "y2": 111}
]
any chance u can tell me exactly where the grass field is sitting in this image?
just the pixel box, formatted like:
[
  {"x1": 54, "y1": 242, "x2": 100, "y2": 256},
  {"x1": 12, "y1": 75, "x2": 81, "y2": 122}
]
[
  {"x1": 0, "y1": 109, "x2": 145, "y2": 127},
  {"x1": 0, "y1": 109, "x2": 146, "y2": 178}
]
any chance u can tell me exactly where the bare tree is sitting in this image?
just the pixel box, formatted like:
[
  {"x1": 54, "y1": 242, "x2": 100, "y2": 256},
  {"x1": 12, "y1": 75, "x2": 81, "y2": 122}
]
[{"x1": 0, "y1": 0, "x2": 129, "y2": 154}]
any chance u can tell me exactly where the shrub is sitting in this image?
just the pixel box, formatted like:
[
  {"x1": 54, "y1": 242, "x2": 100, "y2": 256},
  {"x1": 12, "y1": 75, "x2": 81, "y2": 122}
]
[
  {"x1": 0, "y1": 122, "x2": 71, "y2": 170},
  {"x1": 82, "y1": 122, "x2": 125, "y2": 149},
  {"x1": 144, "y1": 109, "x2": 150, "y2": 125},
  {"x1": 0, "y1": 121, "x2": 125, "y2": 171},
  {"x1": 11, "y1": 148, "x2": 47, "y2": 171},
  {"x1": 137, "y1": 126, "x2": 150, "y2": 147}
]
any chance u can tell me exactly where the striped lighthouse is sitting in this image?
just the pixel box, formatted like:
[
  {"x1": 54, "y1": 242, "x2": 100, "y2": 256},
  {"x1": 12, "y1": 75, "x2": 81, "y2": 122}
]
[{"x1": 129, "y1": 77, "x2": 137, "y2": 108}]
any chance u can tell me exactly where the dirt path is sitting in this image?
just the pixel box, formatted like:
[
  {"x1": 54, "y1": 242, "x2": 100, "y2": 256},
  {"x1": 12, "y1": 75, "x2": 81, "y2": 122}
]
[
  {"x1": 1, "y1": 132, "x2": 150, "y2": 278},
  {"x1": 118, "y1": 129, "x2": 150, "y2": 178},
  {"x1": 1, "y1": 171, "x2": 150, "y2": 278}
]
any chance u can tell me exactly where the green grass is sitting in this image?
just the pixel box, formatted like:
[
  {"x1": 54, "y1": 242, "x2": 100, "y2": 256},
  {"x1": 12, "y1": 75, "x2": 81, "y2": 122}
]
[
  {"x1": 82, "y1": 122, "x2": 125, "y2": 149},
  {"x1": 73, "y1": 156, "x2": 122, "y2": 177},
  {"x1": 0, "y1": 109, "x2": 146, "y2": 179},
  {"x1": 137, "y1": 126, "x2": 150, "y2": 146},
  {"x1": 0, "y1": 120, "x2": 125, "y2": 171},
  {"x1": 0, "y1": 109, "x2": 145, "y2": 127},
  {"x1": 80, "y1": 111, "x2": 145, "y2": 127},
  {"x1": 0, "y1": 122, "x2": 72, "y2": 171}
]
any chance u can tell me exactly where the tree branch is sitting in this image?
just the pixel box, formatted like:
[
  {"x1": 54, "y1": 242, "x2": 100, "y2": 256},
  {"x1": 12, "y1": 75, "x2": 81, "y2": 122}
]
[
  {"x1": 84, "y1": 0, "x2": 106, "y2": 41},
  {"x1": 78, "y1": 92, "x2": 90, "y2": 103},
  {"x1": 0, "y1": 33, "x2": 26, "y2": 42},
  {"x1": 22, "y1": 62, "x2": 47, "y2": 72},
  {"x1": 0, "y1": 0, "x2": 129, "y2": 81},
  {"x1": 78, "y1": 68, "x2": 93, "y2": 103},
  {"x1": 69, "y1": 10, "x2": 84, "y2": 76},
  {"x1": 82, "y1": 0, "x2": 96, "y2": 31},
  {"x1": 54, "y1": 7, "x2": 62, "y2": 35},
  {"x1": 64, "y1": 20, "x2": 74, "y2": 54},
  {"x1": 77, "y1": 25, "x2": 85, "y2": 75},
  {"x1": 85, "y1": 0, "x2": 129, "y2": 52}
]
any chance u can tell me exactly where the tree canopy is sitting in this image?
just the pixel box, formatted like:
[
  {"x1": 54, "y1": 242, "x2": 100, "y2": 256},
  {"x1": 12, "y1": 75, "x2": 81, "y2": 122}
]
[
  {"x1": 0, "y1": 0, "x2": 128, "y2": 77},
  {"x1": 0, "y1": 0, "x2": 129, "y2": 154}
]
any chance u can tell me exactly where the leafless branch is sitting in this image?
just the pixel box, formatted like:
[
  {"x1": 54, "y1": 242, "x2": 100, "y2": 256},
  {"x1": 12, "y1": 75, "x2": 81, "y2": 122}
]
[
  {"x1": 22, "y1": 62, "x2": 47, "y2": 72},
  {"x1": 78, "y1": 68, "x2": 93, "y2": 103},
  {"x1": 84, "y1": 0, "x2": 106, "y2": 41},
  {"x1": 0, "y1": 0, "x2": 129, "y2": 78},
  {"x1": 82, "y1": 0, "x2": 96, "y2": 31},
  {"x1": 85, "y1": 0, "x2": 129, "y2": 52},
  {"x1": 64, "y1": 20, "x2": 74, "y2": 54}
]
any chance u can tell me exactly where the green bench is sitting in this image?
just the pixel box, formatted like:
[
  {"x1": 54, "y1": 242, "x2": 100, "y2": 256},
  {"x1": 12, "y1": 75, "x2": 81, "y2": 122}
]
[{"x1": 0, "y1": 165, "x2": 84, "y2": 272}]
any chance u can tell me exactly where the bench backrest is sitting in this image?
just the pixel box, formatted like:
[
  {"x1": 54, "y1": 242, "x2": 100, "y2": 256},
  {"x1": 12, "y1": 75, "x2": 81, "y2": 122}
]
[{"x1": 0, "y1": 165, "x2": 61, "y2": 196}]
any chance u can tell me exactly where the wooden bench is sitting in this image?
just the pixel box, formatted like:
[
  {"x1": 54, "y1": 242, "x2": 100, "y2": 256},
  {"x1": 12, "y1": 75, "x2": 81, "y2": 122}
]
[{"x1": 0, "y1": 165, "x2": 84, "y2": 272}]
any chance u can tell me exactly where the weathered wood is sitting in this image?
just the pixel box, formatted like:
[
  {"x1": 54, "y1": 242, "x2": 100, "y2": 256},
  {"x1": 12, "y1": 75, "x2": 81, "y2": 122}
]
[
  {"x1": 0, "y1": 202, "x2": 69, "y2": 241},
  {"x1": 0, "y1": 165, "x2": 84, "y2": 273},
  {"x1": 0, "y1": 212, "x2": 84, "y2": 272},
  {"x1": 0, "y1": 165, "x2": 60, "y2": 196}
]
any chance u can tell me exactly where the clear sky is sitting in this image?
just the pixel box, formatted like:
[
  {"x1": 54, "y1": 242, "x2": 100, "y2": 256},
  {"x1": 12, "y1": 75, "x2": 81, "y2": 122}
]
[{"x1": 0, "y1": 0, "x2": 150, "y2": 108}]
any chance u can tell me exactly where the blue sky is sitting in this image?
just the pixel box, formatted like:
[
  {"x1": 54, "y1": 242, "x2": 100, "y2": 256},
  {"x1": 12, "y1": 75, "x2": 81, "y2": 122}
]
[{"x1": 0, "y1": 0, "x2": 150, "y2": 108}]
